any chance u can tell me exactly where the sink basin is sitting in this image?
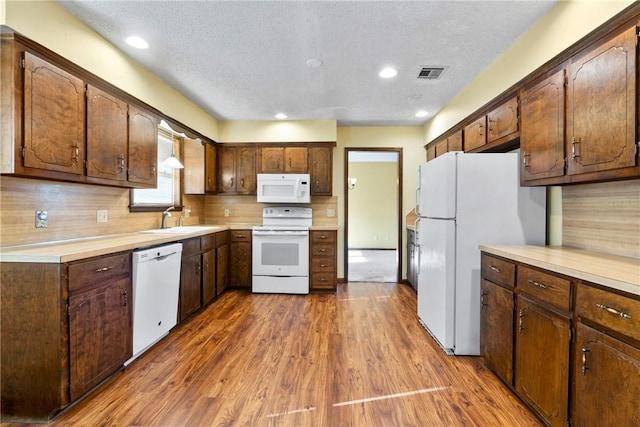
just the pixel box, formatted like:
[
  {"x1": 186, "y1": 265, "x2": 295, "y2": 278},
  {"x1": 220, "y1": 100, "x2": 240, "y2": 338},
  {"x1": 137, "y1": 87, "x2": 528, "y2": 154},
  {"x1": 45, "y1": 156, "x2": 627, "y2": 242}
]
[{"x1": 138, "y1": 226, "x2": 221, "y2": 235}]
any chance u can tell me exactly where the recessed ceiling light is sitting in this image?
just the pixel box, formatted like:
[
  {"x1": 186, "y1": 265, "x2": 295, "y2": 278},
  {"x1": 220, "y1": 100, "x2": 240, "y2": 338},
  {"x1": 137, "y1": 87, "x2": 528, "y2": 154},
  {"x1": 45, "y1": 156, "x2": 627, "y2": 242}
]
[
  {"x1": 379, "y1": 67, "x2": 398, "y2": 79},
  {"x1": 275, "y1": 113, "x2": 288, "y2": 119},
  {"x1": 306, "y1": 58, "x2": 323, "y2": 68},
  {"x1": 125, "y1": 36, "x2": 149, "y2": 49},
  {"x1": 416, "y1": 110, "x2": 429, "y2": 117}
]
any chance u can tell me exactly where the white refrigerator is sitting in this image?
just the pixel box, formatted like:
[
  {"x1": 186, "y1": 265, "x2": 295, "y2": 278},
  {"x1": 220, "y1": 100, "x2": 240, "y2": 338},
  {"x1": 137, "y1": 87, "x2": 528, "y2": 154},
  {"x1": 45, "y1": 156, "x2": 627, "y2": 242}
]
[{"x1": 416, "y1": 152, "x2": 546, "y2": 355}]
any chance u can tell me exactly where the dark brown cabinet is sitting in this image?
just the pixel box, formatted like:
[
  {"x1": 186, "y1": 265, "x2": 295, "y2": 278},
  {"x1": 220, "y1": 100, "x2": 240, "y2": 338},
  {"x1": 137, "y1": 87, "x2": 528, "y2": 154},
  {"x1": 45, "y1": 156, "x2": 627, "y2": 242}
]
[
  {"x1": 217, "y1": 145, "x2": 257, "y2": 194},
  {"x1": 127, "y1": 105, "x2": 158, "y2": 188},
  {"x1": 183, "y1": 139, "x2": 217, "y2": 195},
  {"x1": 86, "y1": 84, "x2": 128, "y2": 183},
  {"x1": 486, "y1": 96, "x2": 519, "y2": 145},
  {"x1": 22, "y1": 51, "x2": 86, "y2": 177},
  {"x1": 201, "y1": 234, "x2": 217, "y2": 306},
  {"x1": 259, "y1": 146, "x2": 308, "y2": 173},
  {"x1": 309, "y1": 230, "x2": 337, "y2": 292},
  {"x1": 67, "y1": 252, "x2": 132, "y2": 402},
  {"x1": 480, "y1": 253, "x2": 516, "y2": 385},
  {"x1": 309, "y1": 145, "x2": 333, "y2": 195},
  {"x1": 463, "y1": 116, "x2": 486, "y2": 151},
  {"x1": 520, "y1": 69, "x2": 566, "y2": 184},
  {"x1": 216, "y1": 231, "x2": 229, "y2": 295},
  {"x1": 179, "y1": 238, "x2": 202, "y2": 322},
  {"x1": 228, "y1": 229, "x2": 252, "y2": 289}
]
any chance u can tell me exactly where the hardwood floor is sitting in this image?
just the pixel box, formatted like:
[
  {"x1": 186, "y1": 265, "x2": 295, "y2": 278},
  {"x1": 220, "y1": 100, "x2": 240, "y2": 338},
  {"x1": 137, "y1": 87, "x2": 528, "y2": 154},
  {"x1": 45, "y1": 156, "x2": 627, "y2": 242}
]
[{"x1": 3, "y1": 283, "x2": 542, "y2": 427}]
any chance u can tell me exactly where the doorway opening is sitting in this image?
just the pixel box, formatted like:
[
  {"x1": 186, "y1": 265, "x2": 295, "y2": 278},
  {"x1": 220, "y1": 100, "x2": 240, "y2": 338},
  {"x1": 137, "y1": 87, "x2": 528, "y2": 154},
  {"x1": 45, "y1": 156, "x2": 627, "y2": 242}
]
[{"x1": 344, "y1": 148, "x2": 403, "y2": 283}]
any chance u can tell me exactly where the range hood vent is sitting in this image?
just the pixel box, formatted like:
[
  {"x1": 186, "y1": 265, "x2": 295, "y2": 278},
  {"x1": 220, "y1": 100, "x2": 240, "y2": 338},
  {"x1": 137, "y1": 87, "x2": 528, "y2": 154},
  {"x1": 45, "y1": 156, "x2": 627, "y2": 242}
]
[{"x1": 418, "y1": 67, "x2": 445, "y2": 80}]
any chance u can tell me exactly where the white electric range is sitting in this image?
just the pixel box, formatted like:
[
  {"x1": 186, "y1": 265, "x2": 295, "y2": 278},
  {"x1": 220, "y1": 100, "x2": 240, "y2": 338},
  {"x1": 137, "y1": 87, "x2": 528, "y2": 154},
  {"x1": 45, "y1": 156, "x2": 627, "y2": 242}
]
[{"x1": 252, "y1": 207, "x2": 312, "y2": 294}]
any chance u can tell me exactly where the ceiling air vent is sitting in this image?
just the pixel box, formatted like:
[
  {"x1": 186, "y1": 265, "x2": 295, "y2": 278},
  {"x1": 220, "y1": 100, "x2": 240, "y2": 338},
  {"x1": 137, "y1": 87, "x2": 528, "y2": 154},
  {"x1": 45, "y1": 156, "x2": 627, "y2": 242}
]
[{"x1": 418, "y1": 67, "x2": 445, "y2": 80}]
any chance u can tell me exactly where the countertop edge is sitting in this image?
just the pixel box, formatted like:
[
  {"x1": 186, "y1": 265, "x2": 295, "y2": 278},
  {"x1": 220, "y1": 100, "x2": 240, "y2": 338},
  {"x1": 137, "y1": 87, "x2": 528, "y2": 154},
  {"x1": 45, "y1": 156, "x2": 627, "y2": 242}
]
[{"x1": 479, "y1": 245, "x2": 640, "y2": 296}]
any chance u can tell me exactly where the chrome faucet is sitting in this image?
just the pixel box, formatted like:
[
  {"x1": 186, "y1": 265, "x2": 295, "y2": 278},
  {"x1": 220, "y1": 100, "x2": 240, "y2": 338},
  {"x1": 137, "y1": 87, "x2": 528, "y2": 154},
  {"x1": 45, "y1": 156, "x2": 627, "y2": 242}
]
[{"x1": 161, "y1": 206, "x2": 175, "y2": 229}]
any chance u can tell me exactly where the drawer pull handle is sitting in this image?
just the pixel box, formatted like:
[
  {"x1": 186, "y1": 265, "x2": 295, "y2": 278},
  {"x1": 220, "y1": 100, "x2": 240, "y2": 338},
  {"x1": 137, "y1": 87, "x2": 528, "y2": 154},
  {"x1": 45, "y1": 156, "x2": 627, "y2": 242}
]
[
  {"x1": 236, "y1": 234, "x2": 245, "y2": 239},
  {"x1": 319, "y1": 278, "x2": 327, "y2": 282},
  {"x1": 488, "y1": 265, "x2": 500, "y2": 273},
  {"x1": 95, "y1": 266, "x2": 113, "y2": 273},
  {"x1": 596, "y1": 303, "x2": 632, "y2": 319},
  {"x1": 527, "y1": 279, "x2": 547, "y2": 289},
  {"x1": 320, "y1": 235, "x2": 327, "y2": 239},
  {"x1": 480, "y1": 291, "x2": 487, "y2": 308},
  {"x1": 518, "y1": 309, "x2": 526, "y2": 333},
  {"x1": 319, "y1": 249, "x2": 327, "y2": 253},
  {"x1": 581, "y1": 348, "x2": 589, "y2": 375}
]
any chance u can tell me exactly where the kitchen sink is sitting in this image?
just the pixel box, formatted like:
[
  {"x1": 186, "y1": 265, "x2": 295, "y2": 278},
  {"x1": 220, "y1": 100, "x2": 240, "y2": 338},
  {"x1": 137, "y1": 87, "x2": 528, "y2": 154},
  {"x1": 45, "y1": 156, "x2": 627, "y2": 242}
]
[{"x1": 138, "y1": 226, "x2": 221, "y2": 234}]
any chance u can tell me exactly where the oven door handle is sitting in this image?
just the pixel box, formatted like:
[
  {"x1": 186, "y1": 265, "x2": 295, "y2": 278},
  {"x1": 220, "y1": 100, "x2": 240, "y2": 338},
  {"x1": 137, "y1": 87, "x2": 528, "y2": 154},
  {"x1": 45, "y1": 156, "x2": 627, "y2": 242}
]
[{"x1": 252, "y1": 230, "x2": 309, "y2": 237}]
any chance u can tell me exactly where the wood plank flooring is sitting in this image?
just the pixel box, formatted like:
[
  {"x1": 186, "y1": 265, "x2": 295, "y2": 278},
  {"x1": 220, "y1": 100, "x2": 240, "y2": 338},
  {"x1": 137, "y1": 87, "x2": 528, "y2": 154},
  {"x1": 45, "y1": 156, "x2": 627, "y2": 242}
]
[{"x1": 3, "y1": 283, "x2": 542, "y2": 427}]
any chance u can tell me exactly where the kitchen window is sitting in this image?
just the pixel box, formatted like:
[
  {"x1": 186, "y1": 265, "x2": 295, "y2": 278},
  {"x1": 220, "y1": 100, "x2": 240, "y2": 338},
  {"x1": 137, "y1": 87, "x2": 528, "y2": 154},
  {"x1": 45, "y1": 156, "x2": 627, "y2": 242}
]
[{"x1": 130, "y1": 128, "x2": 182, "y2": 211}]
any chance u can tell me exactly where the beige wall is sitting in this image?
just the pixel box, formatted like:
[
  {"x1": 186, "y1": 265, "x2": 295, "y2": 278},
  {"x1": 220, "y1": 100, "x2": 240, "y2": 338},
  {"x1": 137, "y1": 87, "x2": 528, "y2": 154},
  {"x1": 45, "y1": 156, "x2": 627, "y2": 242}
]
[
  {"x1": 218, "y1": 120, "x2": 337, "y2": 143},
  {"x1": 348, "y1": 162, "x2": 397, "y2": 249},
  {"x1": 3, "y1": 0, "x2": 219, "y2": 141}
]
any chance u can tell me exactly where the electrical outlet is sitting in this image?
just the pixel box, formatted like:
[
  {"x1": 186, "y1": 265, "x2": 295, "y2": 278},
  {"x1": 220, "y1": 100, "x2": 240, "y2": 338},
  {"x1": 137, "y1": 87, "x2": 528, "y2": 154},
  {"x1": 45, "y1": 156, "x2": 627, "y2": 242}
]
[
  {"x1": 35, "y1": 210, "x2": 48, "y2": 228},
  {"x1": 185, "y1": 207, "x2": 191, "y2": 217},
  {"x1": 224, "y1": 208, "x2": 230, "y2": 217},
  {"x1": 327, "y1": 208, "x2": 335, "y2": 217},
  {"x1": 96, "y1": 209, "x2": 108, "y2": 223}
]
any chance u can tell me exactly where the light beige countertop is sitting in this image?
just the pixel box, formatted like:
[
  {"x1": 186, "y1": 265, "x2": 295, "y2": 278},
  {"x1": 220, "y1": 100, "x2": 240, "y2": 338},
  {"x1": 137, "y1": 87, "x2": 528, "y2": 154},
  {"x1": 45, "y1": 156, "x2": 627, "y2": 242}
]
[
  {"x1": 480, "y1": 245, "x2": 640, "y2": 296},
  {"x1": 310, "y1": 225, "x2": 338, "y2": 231},
  {"x1": 0, "y1": 226, "x2": 234, "y2": 263}
]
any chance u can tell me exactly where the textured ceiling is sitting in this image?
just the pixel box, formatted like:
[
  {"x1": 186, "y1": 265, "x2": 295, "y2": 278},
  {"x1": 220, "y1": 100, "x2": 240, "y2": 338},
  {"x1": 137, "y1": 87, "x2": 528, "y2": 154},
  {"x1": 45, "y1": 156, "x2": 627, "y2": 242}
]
[{"x1": 56, "y1": 0, "x2": 559, "y2": 127}]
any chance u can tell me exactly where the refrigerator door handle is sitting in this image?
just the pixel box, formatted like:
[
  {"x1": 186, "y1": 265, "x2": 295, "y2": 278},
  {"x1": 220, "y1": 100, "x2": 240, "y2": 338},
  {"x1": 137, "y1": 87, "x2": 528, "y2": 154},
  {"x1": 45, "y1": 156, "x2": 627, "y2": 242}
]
[{"x1": 415, "y1": 187, "x2": 420, "y2": 215}]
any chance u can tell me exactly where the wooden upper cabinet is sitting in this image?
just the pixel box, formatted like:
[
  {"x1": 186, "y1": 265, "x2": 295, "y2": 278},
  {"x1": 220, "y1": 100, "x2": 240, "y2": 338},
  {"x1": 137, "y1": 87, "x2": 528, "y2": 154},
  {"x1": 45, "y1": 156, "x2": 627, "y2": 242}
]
[
  {"x1": 284, "y1": 147, "x2": 308, "y2": 172},
  {"x1": 127, "y1": 105, "x2": 157, "y2": 188},
  {"x1": 520, "y1": 69, "x2": 566, "y2": 184},
  {"x1": 447, "y1": 130, "x2": 463, "y2": 152},
  {"x1": 309, "y1": 145, "x2": 332, "y2": 195},
  {"x1": 236, "y1": 146, "x2": 256, "y2": 193},
  {"x1": 86, "y1": 85, "x2": 127, "y2": 182},
  {"x1": 217, "y1": 145, "x2": 236, "y2": 193},
  {"x1": 463, "y1": 116, "x2": 486, "y2": 151},
  {"x1": 217, "y1": 145, "x2": 256, "y2": 194},
  {"x1": 23, "y1": 52, "x2": 85, "y2": 175},
  {"x1": 434, "y1": 139, "x2": 448, "y2": 157},
  {"x1": 183, "y1": 139, "x2": 217, "y2": 194},
  {"x1": 567, "y1": 25, "x2": 638, "y2": 176},
  {"x1": 426, "y1": 144, "x2": 436, "y2": 161},
  {"x1": 205, "y1": 142, "x2": 217, "y2": 193},
  {"x1": 260, "y1": 146, "x2": 284, "y2": 173},
  {"x1": 487, "y1": 96, "x2": 519, "y2": 144},
  {"x1": 259, "y1": 146, "x2": 308, "y2": 173}
]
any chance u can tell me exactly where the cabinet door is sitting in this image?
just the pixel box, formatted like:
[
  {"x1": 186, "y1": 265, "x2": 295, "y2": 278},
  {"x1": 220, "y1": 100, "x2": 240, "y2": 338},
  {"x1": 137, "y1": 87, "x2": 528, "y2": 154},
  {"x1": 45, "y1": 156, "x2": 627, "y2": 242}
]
[
  {"x1": 487, "y1": 97, "x2": 518, "y2": 143},
  {"x1": 179, "y1": 255, "x2": 201, "y2": 321},
  {"x1": 284, "y1": 147, "x2": 308, "y2": 172},
  {"x1": 216, "y1": 244, "x2": 229, "y2": 295},
  {"x1": 310, "y1": 146, "x2": 332, "y2": 195},
  {"x1": 86, "y1": 85, "x2": 128, "y2": 182},
  {"x1": 183, "y1": 138, "x2": 205, "y2": 194},
  {"x1": 434, "y1": 139, "x2": 447, "y2": 157},
  {"x1": 217, "y1": 145, "x2": 237, "y2": 193},
  {"x1": 463, "y1": 116, "x2": 486, "y2": 151},
  {"x1": 573, "y1": 323, "x2": 640, "y2": 427},
  {"x1": 260, "y1": 146, "x2": 284, "y2": 173},
  {"x1": 567, "y1": 26, "x2": 637, "y2": 176},
  {"x1": 520, "y1": 69, "x2": 566, "y2": 183},
  {"x1": 202, "y1": 250, "x2": 216, "y2": 305},
  {"x1": 128, "y1": 105, "x2": 158, "y2": 187},
  {"x1": 447, "y1": 130, "x2": 463, "y2": 152},
  {"x1": 480, "y1": 280, "x2": 514, "y2": 385},
  {"x1": 236, "y1": 146, "x2": 256, "y2": 193},
  {"x1": 426, "y1": 144, "x2": 436, "y2": 161},
  {"x1": 23, "y1": 52, "x2": 85, "y2": 175},
  {"x1": 515, "y1": 296, "x2": 570, "y2": 427},
  {"x1": 69, "y1": 278, "x2": 132, "y2": 401},
  {"x1": 229, "y1": 241, "x2": 251, "y2": 289},
  {"x1": 205, "y1": 142, "x2": 217, "y2": 193}
]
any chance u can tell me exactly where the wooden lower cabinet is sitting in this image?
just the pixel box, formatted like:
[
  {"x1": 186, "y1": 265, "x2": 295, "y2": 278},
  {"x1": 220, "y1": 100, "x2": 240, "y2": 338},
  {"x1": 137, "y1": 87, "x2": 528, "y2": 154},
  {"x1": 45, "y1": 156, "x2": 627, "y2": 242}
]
[
  {"x1": 480, "y1": 279, "x2": 514, "y2": 385},
  {"x1": 228, "y1": 229, "x2": 252, "y2": 289},
  {"x1": 179, "y1": 238, "x2": 202, "y2": 322},
  {"x1": 309, "y1": 230, "x2": 337, "y2": 292},
  {"x1": 515, "y1": 295, "x2": 570, "y2": 427},
  {"x1": 572, "y1": 323, "x2": 639, "y2": 426},
  {"x1": 201, "y1": 249, "x2": 216, "y2": 306}
]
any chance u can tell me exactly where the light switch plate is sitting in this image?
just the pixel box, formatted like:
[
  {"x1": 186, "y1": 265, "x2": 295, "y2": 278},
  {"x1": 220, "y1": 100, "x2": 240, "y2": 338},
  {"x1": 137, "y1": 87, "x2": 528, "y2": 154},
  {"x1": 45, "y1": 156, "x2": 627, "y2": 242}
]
[
  {"x1": 327, "y1": 208, "x2": 335, "y2": 217},
  {"x1": 97, "y1": 209, "x2": 108, "y2": 223}
]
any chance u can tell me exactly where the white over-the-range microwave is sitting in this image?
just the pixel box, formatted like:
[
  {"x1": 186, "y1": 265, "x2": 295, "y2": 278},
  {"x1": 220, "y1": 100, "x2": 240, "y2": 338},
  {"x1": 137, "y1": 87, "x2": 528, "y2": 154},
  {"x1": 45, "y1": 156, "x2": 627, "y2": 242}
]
[{"x1": 256, "y1": 173, "x2": 311, "y2": 204}]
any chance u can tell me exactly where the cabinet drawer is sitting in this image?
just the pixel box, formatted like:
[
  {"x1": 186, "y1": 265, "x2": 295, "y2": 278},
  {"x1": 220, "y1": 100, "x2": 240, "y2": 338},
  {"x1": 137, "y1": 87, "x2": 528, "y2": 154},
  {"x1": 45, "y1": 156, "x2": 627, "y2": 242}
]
[
  {"x1": 517, "y1": 265, "x2": 571, "y2": 311},
  {"x1": 311, "y1": 257, "x2": 336, "y2": 273},
  {"x1": 481, "y1": 253, "x2": 515, "y2": 289},
  {"x1": 69, "y1": 251, "x2": 131, "y2": 293},
  {"x1": 216, "y1": 230, "x2": 229, "y2": 247},
  {"x1": 181, "y1": 237, "x2": 201, "y2": 257},
  {"x1": 576, "y1": 284, "x2": 639, "y2": 342},
  {"x1": 310, "y1": 272, "x2": 336, "y2": 289},
  {"x1": 230, "y1": 230, "x2": 252, "y2": 242},
  {"x1": 311, "y1": 243, "x2": 335, "y2": 258},
  {"x1": 311, "y1": 230, "x2": 336, "y2": 243},
  {"x1": 200, "y1": 233, "x2": 216, "y2": 252}
]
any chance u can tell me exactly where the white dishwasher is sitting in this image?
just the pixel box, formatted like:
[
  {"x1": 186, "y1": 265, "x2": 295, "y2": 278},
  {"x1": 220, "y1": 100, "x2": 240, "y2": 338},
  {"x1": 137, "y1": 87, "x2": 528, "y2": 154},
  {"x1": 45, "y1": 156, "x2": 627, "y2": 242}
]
[{"x1": 126, "y1": 242, "x2": 183, "y2": 365}]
